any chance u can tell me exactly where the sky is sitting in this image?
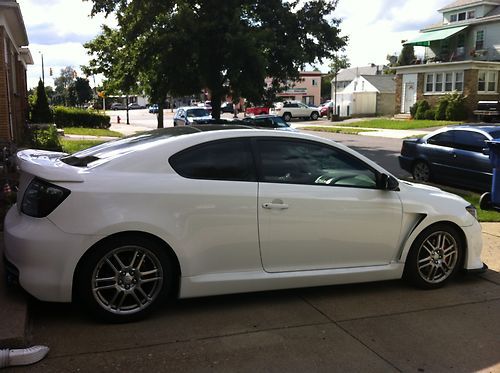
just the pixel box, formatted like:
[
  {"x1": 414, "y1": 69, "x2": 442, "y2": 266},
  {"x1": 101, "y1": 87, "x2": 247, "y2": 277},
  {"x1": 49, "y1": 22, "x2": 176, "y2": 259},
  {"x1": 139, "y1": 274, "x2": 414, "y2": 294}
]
[{"x1": 18, "y1": 0, "x2": 453, "y2": 89}]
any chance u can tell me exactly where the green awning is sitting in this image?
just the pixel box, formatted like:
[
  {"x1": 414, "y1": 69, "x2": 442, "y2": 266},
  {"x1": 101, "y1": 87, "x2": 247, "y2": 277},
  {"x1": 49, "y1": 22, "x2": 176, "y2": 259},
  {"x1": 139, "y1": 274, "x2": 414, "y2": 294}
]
[{"x1": 403, "y1": 25, "x2": 468, "y2": 47}]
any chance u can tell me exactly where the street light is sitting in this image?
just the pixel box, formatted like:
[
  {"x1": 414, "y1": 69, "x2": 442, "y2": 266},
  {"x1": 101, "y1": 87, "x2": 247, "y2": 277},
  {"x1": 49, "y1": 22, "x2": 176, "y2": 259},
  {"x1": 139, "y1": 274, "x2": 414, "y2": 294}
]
[{"x1": 38, "y1": 51, "x2": 45, "y2": 85}]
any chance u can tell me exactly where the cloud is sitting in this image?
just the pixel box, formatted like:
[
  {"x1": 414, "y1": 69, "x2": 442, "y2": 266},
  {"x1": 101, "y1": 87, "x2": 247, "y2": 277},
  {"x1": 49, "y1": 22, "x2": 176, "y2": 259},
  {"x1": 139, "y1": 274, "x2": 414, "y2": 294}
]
[{"x1": 27, "y1": 23, "x2": 95, "y2": 45}]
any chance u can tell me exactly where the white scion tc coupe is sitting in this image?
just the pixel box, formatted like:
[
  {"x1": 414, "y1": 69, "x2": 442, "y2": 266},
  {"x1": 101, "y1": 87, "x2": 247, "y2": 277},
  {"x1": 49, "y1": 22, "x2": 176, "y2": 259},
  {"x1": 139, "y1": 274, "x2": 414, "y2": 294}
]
[{"x1": 4, "y1": 126, "x2": 485, "y2": 322}]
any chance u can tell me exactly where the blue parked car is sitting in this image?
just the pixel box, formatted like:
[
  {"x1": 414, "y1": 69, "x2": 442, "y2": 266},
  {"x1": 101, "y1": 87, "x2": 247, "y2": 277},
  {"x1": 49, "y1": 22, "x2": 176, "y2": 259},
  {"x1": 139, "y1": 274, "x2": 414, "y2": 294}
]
[{"x1": 399, "y1": 124, "x2": 500, "y2": 191}]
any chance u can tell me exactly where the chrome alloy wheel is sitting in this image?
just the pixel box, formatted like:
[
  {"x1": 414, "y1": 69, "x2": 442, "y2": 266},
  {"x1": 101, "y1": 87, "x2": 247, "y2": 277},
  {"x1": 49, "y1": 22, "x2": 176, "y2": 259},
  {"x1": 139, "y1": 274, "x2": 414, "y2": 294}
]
[
  {"x1": 416, "y1": 231, "x2": 459, "y2": 284},
  {"x1": 92, "y1": 245, "x2": 164, "y2": 315}
]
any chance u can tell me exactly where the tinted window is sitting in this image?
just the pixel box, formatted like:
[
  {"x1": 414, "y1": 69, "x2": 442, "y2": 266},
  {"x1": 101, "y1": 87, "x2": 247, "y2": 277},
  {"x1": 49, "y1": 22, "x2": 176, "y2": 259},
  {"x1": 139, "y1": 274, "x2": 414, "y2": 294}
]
[
  {"x1": 257, "y1": 139, "x2": 377, "y2": 188},
  {"x1": 453, "y1": 131, "x2": 487, "y2": 152},
  {"x1": 169, "y1": 139, "x2": 256, "y2": 182},
  {"x1": 427, "y1": 131, "x2": 454, "y2": 147}
]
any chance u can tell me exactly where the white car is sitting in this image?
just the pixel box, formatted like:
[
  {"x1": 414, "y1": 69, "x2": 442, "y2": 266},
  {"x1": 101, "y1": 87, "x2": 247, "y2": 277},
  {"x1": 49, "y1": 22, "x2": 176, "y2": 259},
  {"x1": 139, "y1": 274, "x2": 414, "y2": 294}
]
[
  {"x1": 4, "y1": 126, "x2": 485, "y2": 322},
  {"x1": 270, "y1": 101, "x2": 320, "y2": 121}
]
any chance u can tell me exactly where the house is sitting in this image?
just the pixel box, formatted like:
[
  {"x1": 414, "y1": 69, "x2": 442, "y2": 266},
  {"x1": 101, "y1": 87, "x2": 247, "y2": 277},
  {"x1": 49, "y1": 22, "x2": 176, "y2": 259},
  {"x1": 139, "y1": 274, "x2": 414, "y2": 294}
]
[
  {"x1": 332, "y1": 64, "x2": 388, "y2": 92},
  {"x1": 335, "y1": 75, "x2": 396, "y2": 117},
  {"x1": 395, "y1": 0, "x2": 500, "y2": 116},
  {"x1": 0, "y1": 0, "x2": 32, "y2": 144},
  {"x1": 272, "y1": 71, "x2": 322, "y2": 106}
]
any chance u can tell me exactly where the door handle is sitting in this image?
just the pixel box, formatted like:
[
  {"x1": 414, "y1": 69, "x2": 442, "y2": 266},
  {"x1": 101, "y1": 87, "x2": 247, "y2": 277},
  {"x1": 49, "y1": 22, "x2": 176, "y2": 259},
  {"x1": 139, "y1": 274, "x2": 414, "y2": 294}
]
[{"x1": 262, "y1": 202, "x2": 289, "y2": 210}]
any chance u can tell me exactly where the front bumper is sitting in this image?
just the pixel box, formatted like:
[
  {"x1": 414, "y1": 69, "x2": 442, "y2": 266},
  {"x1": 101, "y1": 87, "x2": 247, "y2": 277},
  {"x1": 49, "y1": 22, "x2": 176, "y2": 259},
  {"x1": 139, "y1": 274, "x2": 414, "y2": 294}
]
[{"x1": 4, "y1": 206, "x2": 100, "y2": 302}]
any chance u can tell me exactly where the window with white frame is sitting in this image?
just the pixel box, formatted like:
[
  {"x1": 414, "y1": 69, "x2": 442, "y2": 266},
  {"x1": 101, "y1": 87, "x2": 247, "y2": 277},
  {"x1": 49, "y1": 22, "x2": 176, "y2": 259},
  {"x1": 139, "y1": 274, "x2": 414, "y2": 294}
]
[
  {"x1": 467, "y1": 10, "x2": 475, "y2": 19},
  {"x1": 458, "y1": 12, "x2": 466, "y2": 21},
  {"x1": 478, "y1": 70, "x2": 498, "y2": 93},
  {"x1": 475, "y1": 30, "x2": 484, "y2": 50},
  {"x1": 450, "y1": 14, "x2": 457, "y2": 22},
  {"x1": 424, "y1": 71, "x2": 465, "y2": 93}
]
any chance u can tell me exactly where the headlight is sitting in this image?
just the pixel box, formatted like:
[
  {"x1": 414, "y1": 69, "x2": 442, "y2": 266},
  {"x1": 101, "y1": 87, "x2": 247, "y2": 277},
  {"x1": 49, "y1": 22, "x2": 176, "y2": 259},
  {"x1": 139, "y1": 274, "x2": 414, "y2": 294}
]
[{"x1": 466, "y1": 204, "x2": 478, "y2": 221}]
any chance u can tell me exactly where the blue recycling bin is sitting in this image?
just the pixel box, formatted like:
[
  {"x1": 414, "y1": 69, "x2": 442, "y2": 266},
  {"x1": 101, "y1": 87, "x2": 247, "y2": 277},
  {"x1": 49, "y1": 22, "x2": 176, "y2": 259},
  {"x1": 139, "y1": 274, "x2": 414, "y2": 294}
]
[{"x1": 488, "y1": 139, "x2": 500, "y2": 207}]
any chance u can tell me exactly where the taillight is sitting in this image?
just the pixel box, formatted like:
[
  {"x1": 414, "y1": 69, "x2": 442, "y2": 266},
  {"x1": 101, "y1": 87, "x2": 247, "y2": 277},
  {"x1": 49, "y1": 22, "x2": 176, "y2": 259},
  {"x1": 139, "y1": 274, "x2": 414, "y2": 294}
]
[{"x1": 21, "y1": 178, "x2": 70, "y2": 218}]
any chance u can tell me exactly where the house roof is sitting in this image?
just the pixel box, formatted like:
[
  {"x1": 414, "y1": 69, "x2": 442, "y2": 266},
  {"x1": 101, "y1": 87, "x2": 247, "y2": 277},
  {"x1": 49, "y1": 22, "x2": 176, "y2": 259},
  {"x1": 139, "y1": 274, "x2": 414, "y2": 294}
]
[
  {"x1": 0, "y1": 0, "x2": 29, "y2": 46},
  {"x1": 439, "y1": 0, "x2": 500, "y2": 12},
  {"x1": 362, "y1": 75, "x2": 396, "y2": 94},
  {"x1": 336, "y1": 65, "x2": 386, "y2": 82}
]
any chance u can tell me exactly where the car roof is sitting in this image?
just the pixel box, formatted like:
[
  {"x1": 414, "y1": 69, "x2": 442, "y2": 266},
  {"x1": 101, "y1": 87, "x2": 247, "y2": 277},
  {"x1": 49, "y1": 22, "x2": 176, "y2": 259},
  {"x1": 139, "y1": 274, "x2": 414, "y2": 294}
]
[{"x1": 446, "y1": 124, "x2": 500, "y2": 133}]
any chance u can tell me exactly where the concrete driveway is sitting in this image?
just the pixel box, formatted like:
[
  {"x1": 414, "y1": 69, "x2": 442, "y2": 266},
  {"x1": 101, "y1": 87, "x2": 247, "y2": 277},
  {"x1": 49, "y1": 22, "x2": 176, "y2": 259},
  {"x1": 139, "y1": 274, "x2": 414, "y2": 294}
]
[{"x1": 2, "y1": 224, "x2": 498, "y2": 372}]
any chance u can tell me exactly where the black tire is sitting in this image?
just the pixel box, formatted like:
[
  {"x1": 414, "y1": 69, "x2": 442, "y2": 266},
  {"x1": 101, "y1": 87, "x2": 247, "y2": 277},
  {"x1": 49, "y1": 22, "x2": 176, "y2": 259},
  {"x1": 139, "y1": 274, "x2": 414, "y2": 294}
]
[
  {"x1": 404, "y1": 224, "x2": 464, "y2": 289},
  {"x1": 412, "y1": 160, "x2": 431, "y2": 182},
  {"x1": 310, "y1": 112, "x2": 319, "y2": 120},
  {"x1": 283, "y1": 112, "x2": 292, "y2": 122},
  {"x1": 76, "y1": 236, "x2": 173, "y2": 323}
]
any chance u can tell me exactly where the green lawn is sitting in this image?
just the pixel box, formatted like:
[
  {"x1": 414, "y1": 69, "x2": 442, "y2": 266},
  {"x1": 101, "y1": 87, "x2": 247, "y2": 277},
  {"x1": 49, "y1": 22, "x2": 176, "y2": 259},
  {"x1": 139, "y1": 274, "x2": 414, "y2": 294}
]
[
  {"x1": 61, "y1": 139, "x2": 108, "y2": 154},
  {"x1": 334, "y1": 119, "x2": 458, "y2": 130},
  {"x1": 460, "y1": 193, "x2": 500, "y2": 222},
  {"x1": 301, "y1": 127, "x2": 376, "y2": 135},
  {"x1": 62, "y1": 127, "x2": 123, "y2": 137}
]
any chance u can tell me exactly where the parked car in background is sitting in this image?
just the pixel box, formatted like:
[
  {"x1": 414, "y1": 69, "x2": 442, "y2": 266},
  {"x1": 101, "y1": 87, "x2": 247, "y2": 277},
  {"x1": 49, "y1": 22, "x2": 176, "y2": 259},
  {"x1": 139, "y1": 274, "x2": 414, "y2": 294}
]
[
  {"x1": 110, "y1": 102, "x2": 127, "y2": 110},
  {"x1": 128, "y1": 103, "x2": 146, "y2": 110},
  {"x1": 4, "y1": 126, "x2": 484, "y2": 322},
  {"x1": 270, "y1": 101, "x2": 320, "y2": 121},
  {"x1": 148, "y1": 104, "x2": 159, "y2": 114},
  {"x1": 318, "y1": 101, "x2": 334, "y2": 117},
  {"x1": 173, "y1": 106, "x2": 212, "y2": 126},
  {"x1": 399, "y1": 124, "x2": 500, "y2": 191},
  {"x1": 245, "y1": 105, "x2": 270, "y2": 116},
  {"x1": 242, "y1": 115, "x2": 295, "y2": 131},
  {"x1": 221, "y1": 102, "x2": 235, "y2": 114},
  {"x1": 198, "y1": 101, "x2": 212, "y2": 113}
]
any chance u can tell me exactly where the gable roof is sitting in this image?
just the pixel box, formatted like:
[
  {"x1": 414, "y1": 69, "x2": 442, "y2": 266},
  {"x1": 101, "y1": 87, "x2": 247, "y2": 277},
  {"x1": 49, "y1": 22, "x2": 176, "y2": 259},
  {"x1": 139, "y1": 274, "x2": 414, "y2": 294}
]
[
  {"x1": 362, "y1": 75, "x2": 396, "y2": 93},
  {"x1": 336, "y1": 65, "x2": 386, "y2": 82},
  {"x1": 439, "y1": 0, "x2": 500, "y2": 12}
]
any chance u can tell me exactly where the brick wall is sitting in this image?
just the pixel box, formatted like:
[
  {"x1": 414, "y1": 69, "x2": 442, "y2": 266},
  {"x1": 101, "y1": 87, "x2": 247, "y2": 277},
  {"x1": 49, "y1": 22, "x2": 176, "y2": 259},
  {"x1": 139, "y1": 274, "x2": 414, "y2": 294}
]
[{"x1": 0, "y1": 27, "x2": 10, "y2": 141}]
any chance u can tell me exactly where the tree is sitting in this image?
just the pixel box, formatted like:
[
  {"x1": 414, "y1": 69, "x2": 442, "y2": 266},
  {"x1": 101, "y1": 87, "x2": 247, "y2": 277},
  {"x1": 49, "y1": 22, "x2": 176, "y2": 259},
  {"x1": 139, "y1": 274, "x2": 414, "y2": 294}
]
[
  {"x1": 85, "y1": 0, "x2": 347, "y2": 127},
  {"x1": 397, "y1": 44, "x2": 416, "y2": 66},
  {"x1": 74, "y1": 77, "x2": 94, "y2": 106},
  {"x1": 31, "y1": 79, "x2": 53, "y2": 123},
  {"x1": 53, "y1": 66, "x2": 77, "y2": 106}
]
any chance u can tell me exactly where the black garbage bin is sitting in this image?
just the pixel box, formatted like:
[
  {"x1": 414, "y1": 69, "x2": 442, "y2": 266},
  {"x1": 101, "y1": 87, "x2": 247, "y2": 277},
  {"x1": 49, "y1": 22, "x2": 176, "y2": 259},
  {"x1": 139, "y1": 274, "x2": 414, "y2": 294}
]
[{"x1": 480, "y1": 139, "x2": 500, "y2": 211}]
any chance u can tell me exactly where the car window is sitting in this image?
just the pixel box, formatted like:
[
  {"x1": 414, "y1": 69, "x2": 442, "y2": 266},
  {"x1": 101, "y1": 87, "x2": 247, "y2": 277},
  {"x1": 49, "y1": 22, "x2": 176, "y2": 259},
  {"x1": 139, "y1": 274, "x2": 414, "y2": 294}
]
[
  {"x1": 452, "y1": 131, "x2": 488, "y2": 152},
  {"x1": 169, "y1": 139, "x2": 256, "y2": 182},
  {"x1": 489, "y1": 130, "x2": 500, "y2": 139},
  {"x1": 257, "y1": 139, "x2": 377, "y2": 188},
  {"x1": 427, "y1": 131, "x2": 454, "y2": 147},
  {"x1": 186, "y1": 108, "x2": 209, "y2": 117}
]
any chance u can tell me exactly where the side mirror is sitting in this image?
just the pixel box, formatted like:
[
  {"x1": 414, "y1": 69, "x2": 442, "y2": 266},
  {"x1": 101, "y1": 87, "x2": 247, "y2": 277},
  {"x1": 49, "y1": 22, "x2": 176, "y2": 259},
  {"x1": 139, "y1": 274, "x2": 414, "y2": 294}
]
[
  {"x1": 482, "y1": 147, "x2": 490, "y2": 156},
  {"x1": 378, "y1": 173, "x2": 399, "y2": 191}
]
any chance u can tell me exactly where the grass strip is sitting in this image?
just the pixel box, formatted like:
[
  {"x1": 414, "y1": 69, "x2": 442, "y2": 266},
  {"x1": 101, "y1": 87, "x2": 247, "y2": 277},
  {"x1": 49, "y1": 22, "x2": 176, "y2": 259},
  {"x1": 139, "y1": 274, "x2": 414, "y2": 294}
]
[{"x1": 62, "y1": 127, "x2": 123, "y2": 137}]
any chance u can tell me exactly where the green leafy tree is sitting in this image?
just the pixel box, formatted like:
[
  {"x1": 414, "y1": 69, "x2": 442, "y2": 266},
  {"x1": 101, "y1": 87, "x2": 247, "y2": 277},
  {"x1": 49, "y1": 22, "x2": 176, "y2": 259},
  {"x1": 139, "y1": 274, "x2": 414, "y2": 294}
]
[
  {"x1": 397, "y1": 45, "x2": 416, "y2": 66},
  {"x1": 74, "y1": 77, "x2": 94, "y2": 106},
  {"x1": 322, "y1": 55, "x2": 350, "y2": 100},
  {"x1": 53, "y1": 66, "x2": 77, "y2": 106},
  {"x1": 84, "y1": 0, "x2": 347, "y2": 126},
  {"x1": 31, "y1": 79, "x2": 53, "y2": 123}
]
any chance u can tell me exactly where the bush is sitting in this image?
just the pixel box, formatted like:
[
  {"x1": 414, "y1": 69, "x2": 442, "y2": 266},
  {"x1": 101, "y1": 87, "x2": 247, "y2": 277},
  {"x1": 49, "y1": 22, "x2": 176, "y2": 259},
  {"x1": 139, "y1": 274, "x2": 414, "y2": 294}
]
[
  {"x1": 424, "y1": 108, "x2": 436, "y2": 120},
  {"x1": 53, "y1": 106, "x2": 111, "y2": 129},
  {"x1": 414, "y1": 100, "x2": 430, "y2": 120},
  {"x1": 434, "y1": 99, "x2": 448, "y2": 120},
  {"x1": 28, "y1": 124, "x2": 62, "y2": 151},
  {"x1": 444, "y1": 93, "x2": 468, "y2": 121},
  {"x1": 410, "y1": 102, "x2": 419, "y2": 118}
]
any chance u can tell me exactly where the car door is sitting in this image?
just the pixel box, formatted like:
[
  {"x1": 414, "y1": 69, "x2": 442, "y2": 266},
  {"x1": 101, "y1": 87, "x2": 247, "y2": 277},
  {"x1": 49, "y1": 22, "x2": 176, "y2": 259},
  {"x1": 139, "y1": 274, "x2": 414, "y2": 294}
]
[
  {"x1": 255, "y1": 138, "x2": 403, "y2": 272},
  {"x1": 447, "y1": 130, "x2": 492, "y2": 190},
  {"x1": 423, "y1": 131, "x2": 457, "y2": 181},
  {"x1": 297, "y1": 102, "x2": 310, "y2": 117},
  {"x1": 168, "y1": 138, "x2": 261, "y2": 275}
]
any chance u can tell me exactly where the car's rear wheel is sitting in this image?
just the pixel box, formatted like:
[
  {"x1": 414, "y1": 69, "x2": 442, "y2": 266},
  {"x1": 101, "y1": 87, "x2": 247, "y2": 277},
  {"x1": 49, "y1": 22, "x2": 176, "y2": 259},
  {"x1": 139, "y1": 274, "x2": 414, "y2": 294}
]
[
  {"x1": 283, "y1": 113, "x2": 292, "y2": 122},
  {"x1": 77, "y1": 236, "x2": 173, "y2": 322},
  {"x1": 404, "y1": 224, "x2": 463, "y2": 289},
  {"x1": 310, "y1": 112, "x2": 319, "y2": 120},
  {"x1": 412, "y1": 161, "x2": 431, "y2": 182}
]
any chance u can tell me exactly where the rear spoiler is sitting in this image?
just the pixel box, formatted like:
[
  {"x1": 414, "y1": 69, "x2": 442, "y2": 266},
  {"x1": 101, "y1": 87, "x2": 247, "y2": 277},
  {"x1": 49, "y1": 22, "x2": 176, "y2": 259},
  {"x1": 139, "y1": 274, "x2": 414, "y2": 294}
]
[{"x1": 16, "y1": 149, "x2": 85, "y2": 182}]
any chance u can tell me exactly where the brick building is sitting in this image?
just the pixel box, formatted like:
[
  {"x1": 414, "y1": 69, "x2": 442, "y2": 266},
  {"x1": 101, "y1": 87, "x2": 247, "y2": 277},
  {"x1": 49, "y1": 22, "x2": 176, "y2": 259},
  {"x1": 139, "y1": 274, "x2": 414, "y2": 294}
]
[
  {"x1": 395, "y1": 0, "x2": 500, "y2": 117},
  {"x1": 0, "y1": 0, "x2": 32, "y2": 144}
]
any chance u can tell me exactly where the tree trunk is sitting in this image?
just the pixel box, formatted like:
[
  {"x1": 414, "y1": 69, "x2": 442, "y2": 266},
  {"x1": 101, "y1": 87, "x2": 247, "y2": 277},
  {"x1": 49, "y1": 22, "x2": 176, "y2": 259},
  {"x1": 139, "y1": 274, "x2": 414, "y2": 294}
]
[
  {"x1": 211, "y1": 91, "x2": 222, "y2": 119},
  {"x1": 157, "y1": 102, "x2": 164, "y2": 128}
]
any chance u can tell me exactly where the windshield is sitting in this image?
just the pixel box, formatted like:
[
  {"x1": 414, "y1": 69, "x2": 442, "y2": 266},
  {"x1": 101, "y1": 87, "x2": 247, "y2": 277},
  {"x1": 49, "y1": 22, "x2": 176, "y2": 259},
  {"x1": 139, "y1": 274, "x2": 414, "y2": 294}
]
[
  {"x1": 186, "y1": 108, "x2": 210, "y2": 117},
  {"x1": 60, "y1": 127, "x2": 199, "y2": 167}
]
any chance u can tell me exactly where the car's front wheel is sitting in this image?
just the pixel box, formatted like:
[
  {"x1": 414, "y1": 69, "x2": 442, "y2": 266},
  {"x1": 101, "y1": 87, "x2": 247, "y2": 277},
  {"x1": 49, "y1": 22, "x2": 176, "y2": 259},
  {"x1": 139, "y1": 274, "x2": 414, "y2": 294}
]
[
  {"x1": 412, "y1": 160, "x2": 431, "y2": 182},
  {"x1": 283, "y1": 113, "x2": 292, "y2": 122},
  {"x1": 76, "y1": 236, "x2": 173, "y2": 322},
  {"x1": 404, "y1": 224, "x2": 463, "y2": 289}
]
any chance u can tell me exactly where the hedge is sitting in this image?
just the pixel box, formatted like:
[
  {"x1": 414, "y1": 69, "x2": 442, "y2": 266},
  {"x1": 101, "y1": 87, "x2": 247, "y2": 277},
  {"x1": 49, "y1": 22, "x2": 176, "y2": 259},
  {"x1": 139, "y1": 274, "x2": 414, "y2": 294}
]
[{"x1": 53, "y1": 106, "x2": 111, "y2": 129}]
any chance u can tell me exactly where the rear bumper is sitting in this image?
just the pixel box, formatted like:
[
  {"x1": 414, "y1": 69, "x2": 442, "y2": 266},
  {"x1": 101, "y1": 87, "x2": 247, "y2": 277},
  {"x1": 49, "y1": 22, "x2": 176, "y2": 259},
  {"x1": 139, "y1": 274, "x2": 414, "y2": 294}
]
[{"x1": 398, "y1": 155, "x2": 414, "y2": 173}]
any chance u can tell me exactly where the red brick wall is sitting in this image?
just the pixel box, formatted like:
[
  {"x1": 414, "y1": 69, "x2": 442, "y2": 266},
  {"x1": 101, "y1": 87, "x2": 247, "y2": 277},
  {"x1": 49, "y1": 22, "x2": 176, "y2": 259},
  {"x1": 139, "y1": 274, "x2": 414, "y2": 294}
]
[{"x1": 0, "y1": 27, "x2": 10, "y2": 141}]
